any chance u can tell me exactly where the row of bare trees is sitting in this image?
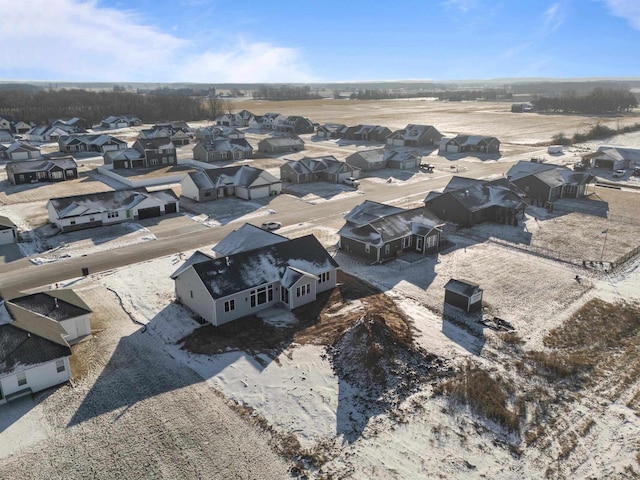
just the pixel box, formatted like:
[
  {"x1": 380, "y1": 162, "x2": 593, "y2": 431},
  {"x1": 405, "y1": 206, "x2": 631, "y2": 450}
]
[
  {"x1": 533, "y1": 88, "x2": 638, "y2": 114},
  {"x1": 0, "y1": 89, "x2": 212, "y2": 125}
]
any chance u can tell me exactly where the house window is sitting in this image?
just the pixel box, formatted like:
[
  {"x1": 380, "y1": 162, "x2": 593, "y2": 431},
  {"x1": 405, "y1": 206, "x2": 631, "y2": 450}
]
[
  {"x1": 150, "y1": 158, "x2": 159, "y2": 166},
  {"x1": 190, "y1": 290, "x2": 193, "y2": 298},
  {"x1": 89, "y1": 217, "x2": 95, "y2": 222},
  {"x1": 385, "y1": 244, "x2": 391, "y2": 255},
  {"x1": 426, "y1": 235, "x2": 438, "y2": 248},
  {"x1": 250, "y1": 285, "x2": 273, "y2": 308},
  {"x1": 281, "y1": 287, "x2": 289, "y2": 304},
  {"x1": 224, "y1": 299, "x2": 235, "y2": 312},
  {"x1": 318, "y1": 272, "x2": 330, "y2": 284},
  {"x1": 50, "y1": 171, "x2": 63, "y2": 179},
  {"x1": 17, "y1": 372, "x2": 26, "y2": 386},
  {"x1": 296, "y1": 284, "x2": 311, "y2": 298},
  {"x1": 66, "y1": 169, "x2": 75, "y2": 176},
  {"x1": 204, "y1": 192, "x2": 212, "y2": 197},
  {"x1": 19, "y1": 175, "x2": 25, "y2": 181},
  {"x1": 70, "y1": 221, "x2": 76, "y2": 225},
  {"x1": 401, "y1": 236, "x2": 412, "y2": 248},
  {"x1": 56, "y1": 359, "x2": 65, "y2": 373},
  {"x1": 107, "y1": 211, "x2": 120, "y2": 219},
  {"x1": 365, "y1": 244, "x2": 370, "y2": 254}
]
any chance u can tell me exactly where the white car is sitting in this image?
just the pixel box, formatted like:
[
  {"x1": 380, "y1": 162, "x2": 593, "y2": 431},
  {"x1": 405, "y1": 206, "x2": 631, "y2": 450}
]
[
  {"x1": 261, "y1": 221, "x2": 282, "y2": 231},
  {"x1": 343, "y1": 177, "x2": 360, "y2": 187},
  {"x1": 612, "y1": 169, "x2": 625, "y2": 178}
]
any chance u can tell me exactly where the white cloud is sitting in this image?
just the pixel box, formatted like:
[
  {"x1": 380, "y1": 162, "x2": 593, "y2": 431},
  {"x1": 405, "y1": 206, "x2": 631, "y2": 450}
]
[
  {"x1": 543, "y1": 3, "x2": 564, "y2": 32},
  {"x1": 601, "y1": 0, "x2": 640, "y2": 29},
  {"x1": 442, "y1": 0, "x2": 480, "y2": 13},
  {"x1": 0, "y1": 0, "x2": 315, "y2": 82}
]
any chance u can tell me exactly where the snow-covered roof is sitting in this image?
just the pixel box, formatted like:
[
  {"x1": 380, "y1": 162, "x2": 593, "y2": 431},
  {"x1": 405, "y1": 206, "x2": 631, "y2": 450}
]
[
  {"x1": 340, "y1": 202, "x2": 443, "y2": 246},
  {"x1": 178, "y1": 235, "x2": 339, "y2": 300},
  {"x1": 392, "y1": 124, "x2": 439, "y2": 141},
  {"x1": 594, "y1": 146, "x2": 640, "y2": 162},
  {"x1": 212, "y1": 223, "x2": 288, "y2": 257},
  {"x1": 186, "y1": 165, "x2": 280, "y2": 191},
  {"x1": 6, "y1": 157, "x2": 77, "y2": 175},
  {"x1": 259, "y1": 136, "x2": 304, "y2": 147},
  {"x1": 429, "y1": 176, "x2": 526, "y2": 212},
  {"x1": 6, "y1": 140, "x2": 40, "y2": 153},
  {"x1": 104, "y1": 148, "x2": 143, "y2": 162},
  {"x1": 48, "y1": 189, "x2": 178, "y2": 219},
  {"x1": 444, "y1": 278, "x2": 482, "y2": 296}
]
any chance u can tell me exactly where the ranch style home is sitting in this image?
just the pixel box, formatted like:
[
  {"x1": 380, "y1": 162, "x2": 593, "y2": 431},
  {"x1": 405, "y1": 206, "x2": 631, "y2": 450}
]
[
  {"x1": 257, "y1": 135, "x2": 305, "y2": 154},
  {"x1": 171, "y1": 234, "x2": 339, "y2": 327},
  {"x1": 581, "y1": 145, "x2": 640, "y2": 171},
  {"x1": 339, "y1": 125, "x2": 392, "y2": 143},
  {"x1": 46, "y1": 188, "x2": 179, "y2": 232},
  {"x1": 180, "y1": 165, "x2": 282, "y2": 202},
  {"x1": 386, "y1": 124, "x2": 443, "y2": 148},
  {"x1": 346, "y1": 149, "x2": 421, "y2": 171},
  {"x1": 211, "y1": 223, "x2": 288, "y2": 257},
  {"x1": 439, "y1": 135, "x2": 501, "y2": 155},
  {"x1": 1, "y1": 141, "x2": 41, "y2": 161},
  {"x1": 192, "y1": 138, "x2": 254, "y2": 162},
  {"x1": 280, "y1": 155, "x2": 360, "y2": 184},
  {"x1": 0, "y1": 297, "x2": 73, "y2": 405},
  {"x1": 100, "y1": 115, "x2": 142, "y2": 129},
  {"x1": 338, "y1": 200, "x2": 445, "y2": 263},
  {"x1": 424, "y1": 176, "x2": 526, "y2": 227},
  {"x1": 6, "y1": 157, "x2": 78, "y2": 185},
  {"x1": 58, "y1": 134, "x2": 127, "y2": 154}
]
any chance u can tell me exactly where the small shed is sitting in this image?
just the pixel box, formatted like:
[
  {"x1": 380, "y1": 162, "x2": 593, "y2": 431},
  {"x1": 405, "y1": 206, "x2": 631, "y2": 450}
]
[{"x1": 444, "y1": 279, "x2": 483, "y2": 312}]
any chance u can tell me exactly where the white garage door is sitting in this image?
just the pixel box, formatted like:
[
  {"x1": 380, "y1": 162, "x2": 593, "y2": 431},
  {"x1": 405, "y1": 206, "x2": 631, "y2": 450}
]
[{"x1": 249, "y1": 185, "x2": 270, "y2": 199}]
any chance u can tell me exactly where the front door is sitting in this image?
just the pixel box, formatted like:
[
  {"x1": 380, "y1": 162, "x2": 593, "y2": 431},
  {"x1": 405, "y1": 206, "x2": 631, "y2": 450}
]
[
  {"x1": 281, "y1": 287, "x2": 289, "y2": 305},
  {"x1": 416, "y1": 236, "x2": 424, "y2": 253}
]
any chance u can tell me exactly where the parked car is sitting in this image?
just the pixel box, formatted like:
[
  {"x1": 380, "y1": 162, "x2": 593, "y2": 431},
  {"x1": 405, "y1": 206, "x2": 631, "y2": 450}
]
[
  {"x1": 633, "y1": 168, "x2": 640, "y2": 177},
  {"x1": 343, "y1": 177, "x2": 360, "y2": 187},
  {"x1": 420, "y1": 163, "x2": 435, "y2": 172},
  {"x1": 612, "y1": 169, "x2": 625, "y2": 178},
  {"x1": 261, "y1": 221, "x2": 282, "y2": 231}
]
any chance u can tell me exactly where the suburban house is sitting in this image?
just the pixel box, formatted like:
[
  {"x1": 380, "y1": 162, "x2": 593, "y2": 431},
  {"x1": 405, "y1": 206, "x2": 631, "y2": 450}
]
[
  {"x1": 180, "y1": 165, "x2": 281, "y2": 202},
  {"x1": 6, "y1": 157, "x2": 78, "y2": 185},
  {"x1": 103, "y1": 148, "x2": 146, "y2": 169},
  {"x1": 339, "y1": 125, "x2": 392, "y2": 142},
  {"x1": 215, "y1": 110, "x2": 256, "y2": 127},
  {"x1": 274, "y1": 116, "x2": 315, "y2": 135},
  {"x1": 0, "y1": 130, "x2": 12, "y2": 142},
  {"x1": 439, "y1": 135, "x2": 501, "y2": 155},
  {"x1": 171, "y1": 234, "x2": 339, "y2": 326},
  {"x1": 316, "y1": 123, "x2": 346, "y2": 139},
  {"x1": 424, "y1": 176, "x2": 526, "y2": 227},
  {"x1": 444, "y1": 279, "x2": 483, "y2": 313},
  {"x1": 0, "y1": 216, "x2": 18, "y2": 246},
  {"x1": 280, "y1": 155, "x2": 360, "y2": 184},
  {"x1": 25, "y1": 120, "x2": 87, "y2": 142},
  {"x1": 130, "y1": 138, "x2": 178, "y2": 167},
  {"x1": 6, "y1": 290, "x2": 92, "y2": 344},
  {"x1": 346, "y1": 149, "x2": 420, "y2": 171},
  {"x1": 581, "y1": 146, "x2": 640, "y2": 170},
  {"x1": 192, "y1": 138, "x2": 254, "y2": 162},
  {"x1": 259, "y1": 112, "x2": 287, "y2": 130},
  {"x1": 211, "y1": 223, "x2": 288, "y2": 257},
  {"x1": 386, "y1": 124, "x2": 443, "y2": 148},
  {"x1": 58, "y1": 134, "x2": 127, "y2": 154},
  {"x1": 338, "y1": 200, "x2": 445, "y2": 263},
  {"x1": 140, "y1": 124, "x2": 190, "y2": 146},
  {"x1": 1, "y1": 141, "x2": 41, "y2": 161},
  {"x1": 100, "y1": 115, "x2": 142, "y2": 129},
  {"x1": 13, "y1": 121, "x2": 33, "y2": 135},
  {"x1": 507, "y1": 160, "x2": 595, "y2": 206},
  {"x1": 257, "y1": 136, "x2": 305, "y2": 154},
  {"x1": 195, "y1": 125, "x2": 245, "y2": 143},
  {"x1": 0, "y1": 115, "x2": 12, "y2": 131},
  {"x1": 46, "y1": 188, "x2": 179, "y2": 232},
  {"x1": 0, "y1": 299, "x2": 72, "y2": 405}
]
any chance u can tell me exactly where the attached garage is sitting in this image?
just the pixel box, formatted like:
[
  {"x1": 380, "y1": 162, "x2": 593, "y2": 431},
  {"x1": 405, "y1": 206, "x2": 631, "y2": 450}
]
[
  {"x1": 138, "y1": 206, "x2": 161, "y2": 219},
  {"x1": 248, "y1": 185, "x2": 270, "y2": 199}
]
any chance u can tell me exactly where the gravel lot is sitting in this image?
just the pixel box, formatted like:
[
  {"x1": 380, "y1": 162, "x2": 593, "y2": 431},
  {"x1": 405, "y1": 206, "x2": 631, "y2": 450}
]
[{"x1": 0, "y1": 285, "x2": 291, "y2": 479}]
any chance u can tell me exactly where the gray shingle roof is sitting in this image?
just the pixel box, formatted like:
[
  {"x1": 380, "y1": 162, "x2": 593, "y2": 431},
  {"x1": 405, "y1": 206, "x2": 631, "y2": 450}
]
[{"x1": 184, "y1": 235, "x2": 338, "y2": 300}]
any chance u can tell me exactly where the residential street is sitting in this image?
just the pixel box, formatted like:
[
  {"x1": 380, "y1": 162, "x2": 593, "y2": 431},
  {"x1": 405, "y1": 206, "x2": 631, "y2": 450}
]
[{"x1": 0, "y1": 159, "x2": 510, "y2": 297}]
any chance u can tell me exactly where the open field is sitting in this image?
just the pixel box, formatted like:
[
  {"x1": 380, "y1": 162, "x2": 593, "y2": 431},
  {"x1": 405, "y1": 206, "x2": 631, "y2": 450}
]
[{"x1": 232, "y1": 98, "x2": 640, "y2": 145}]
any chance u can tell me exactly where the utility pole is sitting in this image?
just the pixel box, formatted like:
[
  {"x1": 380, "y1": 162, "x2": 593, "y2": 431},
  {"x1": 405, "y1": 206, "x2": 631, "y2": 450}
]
[{"x1": 600, "y1": 229, "x2": 608, "y2": 262}]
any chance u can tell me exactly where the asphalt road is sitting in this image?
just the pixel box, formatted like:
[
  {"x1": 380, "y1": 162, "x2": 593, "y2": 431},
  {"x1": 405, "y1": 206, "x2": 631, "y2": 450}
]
[{"x1": 0, "y1": 159, "x2": 510, "y2": 298}]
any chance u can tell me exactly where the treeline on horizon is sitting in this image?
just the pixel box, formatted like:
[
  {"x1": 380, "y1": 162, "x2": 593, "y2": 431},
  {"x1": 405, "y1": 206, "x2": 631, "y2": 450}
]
[
  {"x1": 0, "y1": 88, "x2": 209, "y2": 124},
  {"x1": 251, "y1": 85, "x2": 322, "y2": 101},
  {"x1": 532, "y1": 88, "x2": 638, "y2": 114},
  {"x1": 348, "y1": 88, "x2": 513, "y2": 101}
]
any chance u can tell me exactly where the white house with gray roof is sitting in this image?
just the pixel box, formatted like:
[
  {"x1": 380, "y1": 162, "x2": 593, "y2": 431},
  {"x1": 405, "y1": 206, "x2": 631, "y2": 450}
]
[
  {"x1": 0, "y1": 299, "x2": 72, "y2": 404},
  {"x1": 46, "y1": 188, "x2": 179, "y2": 232},
  {"x1": 171, "y1": 234, "x2": 339, "y2": 326},
  {"x1": 257, "y1": 135, "x2": 305, "y2": 154}
]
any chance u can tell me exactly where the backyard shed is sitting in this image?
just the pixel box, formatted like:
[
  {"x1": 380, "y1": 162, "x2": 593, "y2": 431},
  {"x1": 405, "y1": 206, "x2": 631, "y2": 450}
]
[{"x1": 444, "y1": 279, "x2": 483, "y2": 312}]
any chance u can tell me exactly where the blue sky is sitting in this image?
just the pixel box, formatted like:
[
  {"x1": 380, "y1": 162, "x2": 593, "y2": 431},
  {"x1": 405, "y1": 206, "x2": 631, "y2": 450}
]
[{"x1": 1, "y1": 0, "x2": 639, "y2": 83}]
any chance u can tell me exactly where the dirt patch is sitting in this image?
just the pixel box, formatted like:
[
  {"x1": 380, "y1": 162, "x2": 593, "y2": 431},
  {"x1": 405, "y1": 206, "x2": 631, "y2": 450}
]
[{"x1": 179, "y1": 270, "x2": 415, "y2": 359}]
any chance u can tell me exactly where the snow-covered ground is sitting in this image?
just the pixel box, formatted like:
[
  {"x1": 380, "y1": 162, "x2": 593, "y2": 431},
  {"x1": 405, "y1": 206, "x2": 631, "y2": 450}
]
[{"x1": 51, "y1": 229, "x2": 638, "y2": 478}]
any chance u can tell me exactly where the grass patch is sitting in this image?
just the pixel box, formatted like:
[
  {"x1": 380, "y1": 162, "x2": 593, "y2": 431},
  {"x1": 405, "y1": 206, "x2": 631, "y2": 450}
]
[{"x1": 437, "y1": 361, "x2": 520, "y2": 433}]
